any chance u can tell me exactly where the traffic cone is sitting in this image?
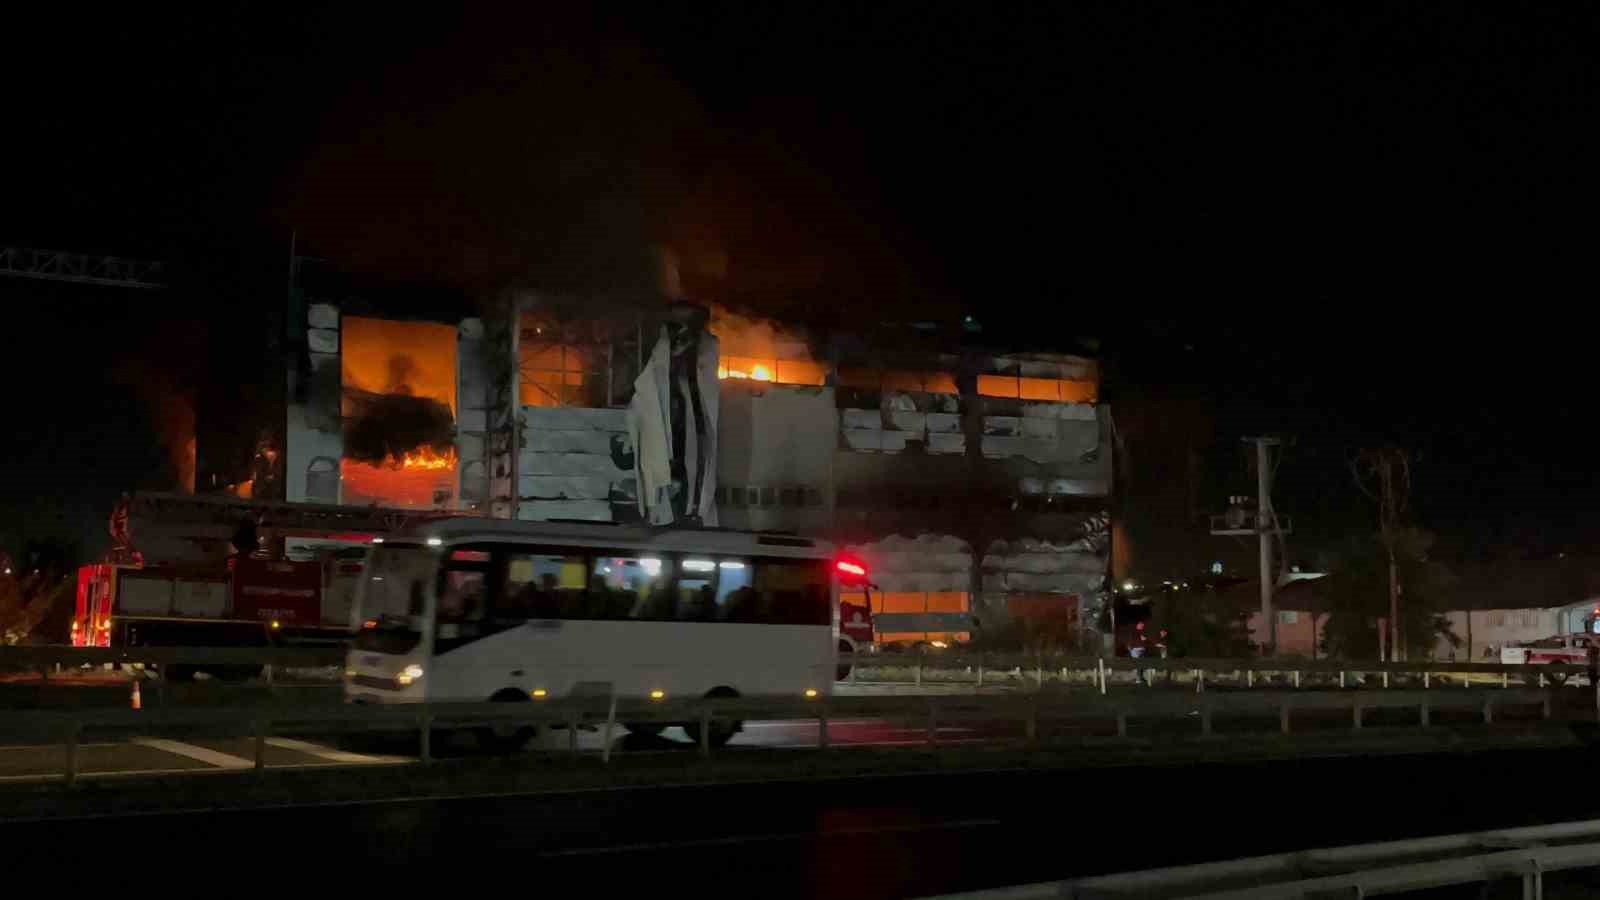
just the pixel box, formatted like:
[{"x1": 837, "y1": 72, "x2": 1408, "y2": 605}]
[{"x1": 130, "y1": 678, "x2": 142, "y2": 710}]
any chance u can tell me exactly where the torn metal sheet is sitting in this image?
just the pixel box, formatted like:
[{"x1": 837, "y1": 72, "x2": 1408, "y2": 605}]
[
  {"x1": 307, "y1": 303, "x2": 339, "y2": 329},
  {"x1": 519, "y1": 475, "x2": 613, "y2": 500},
  {"x1": 522, "y1": 429, "x2": 621, "y2": 455},
  {"x1": 982, "y1": 536, "x2": 1107, "y2": 594},
  {"x1": 519, "y1": 451, "x2": 629, "y2": 478},
  {"x1": 517, "y1": 499, "x2": 612, "y2": 521},
  {"x1": 844, "y1": 534, "x2": 973, "y2": 594},
  {"x1": 524, "y1": 406, "x2": 629, "y2": 432}
]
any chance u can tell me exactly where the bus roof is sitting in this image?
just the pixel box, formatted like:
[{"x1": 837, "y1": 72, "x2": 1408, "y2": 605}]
[{"x1": 386, "y1": 517, "x2": 835, "y2": 559}]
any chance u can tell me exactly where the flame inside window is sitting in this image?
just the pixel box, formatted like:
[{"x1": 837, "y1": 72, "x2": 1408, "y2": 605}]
[{"x1": 339, "y1": 317, "x2": 459, "y2": 508}]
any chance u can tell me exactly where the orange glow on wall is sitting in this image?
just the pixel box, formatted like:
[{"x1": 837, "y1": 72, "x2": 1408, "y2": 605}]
[
  {"x1": 837, "y1": 369, "x2": 958, "y2": 394},
  {"x1": 341, "y1": 317, "x2": 457, "y2": 416},
  {"x1": 978, "y1": 375, "x2": 1096, "y2": 402},
  {"x1": 520, "y1": 343, "x2": 588, "y2": 407},
  {"x1": 340, "y1": 316, "x2": 459, "y2": 508},
  {"x1": 717, "y1": 356, "x2": 827, "y2": 386},
  {"x1": 871, "y1": 591, "x2": 970, "y2": 644},
  {"x1": 341, "y1": 447, "x2": 458, "y2": 508}
]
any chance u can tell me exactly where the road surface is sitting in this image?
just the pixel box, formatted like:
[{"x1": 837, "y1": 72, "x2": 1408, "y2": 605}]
[
  {"x1": 0, "y1": 717, "x2": 1007, "y2": 783},
  {"x1": 8, "y1": 746, "x2": 1600, "y2": 898}
]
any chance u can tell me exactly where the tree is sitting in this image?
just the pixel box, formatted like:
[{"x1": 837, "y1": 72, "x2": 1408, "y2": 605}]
[
  {"x1": 1147, "y1": 581, "x2": 1255, "y2": 657},
  {"x1": 1316, "y1": 529, "x2": 1460, "y2": 660},
  {"x1": 0, "y1": 571, "x2": 70, "y2": 645}
]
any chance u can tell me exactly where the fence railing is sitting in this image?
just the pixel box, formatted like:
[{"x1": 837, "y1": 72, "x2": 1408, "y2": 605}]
[
  {"x1": 2, "y1": 645, "x2": 1590, "y2": 692},
  {"x1": 2, "y1": 681, "x2": 1568, "y2": 787},
  {"x1": 928, "y1": 818, "x2": 1600, "y2": 899}
]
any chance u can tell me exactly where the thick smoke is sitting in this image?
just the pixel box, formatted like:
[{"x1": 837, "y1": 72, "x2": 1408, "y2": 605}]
[{"x1": 342, "y1": 390, "x2": 454, "y2": 466}]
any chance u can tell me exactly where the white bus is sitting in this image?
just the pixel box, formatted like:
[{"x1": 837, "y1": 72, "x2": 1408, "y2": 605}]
[{"x1": 343, "y1": 518, "x2": 856, "y2": 747}]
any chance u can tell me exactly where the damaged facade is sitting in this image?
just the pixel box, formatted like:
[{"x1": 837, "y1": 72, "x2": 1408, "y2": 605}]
[{"x1": 285, "y1": 289, "x2": 1112, "y2": 648}]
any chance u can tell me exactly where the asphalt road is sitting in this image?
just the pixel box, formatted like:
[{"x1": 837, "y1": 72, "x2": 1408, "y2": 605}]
[
  {"x1": 0, "y1": 686, "x2": 1565, "y2": 783},
  {"x1": 9, "y1": 746, "x2": 1600, "y2": 898},
  {"x1": 0, "y1": 716, "x2": 1013, "y2": 783}
]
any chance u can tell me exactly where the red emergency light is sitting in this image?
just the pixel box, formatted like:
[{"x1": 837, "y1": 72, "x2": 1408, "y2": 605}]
[{"x1": 835, "y1": 560, "x2": 868, "y2": 581}]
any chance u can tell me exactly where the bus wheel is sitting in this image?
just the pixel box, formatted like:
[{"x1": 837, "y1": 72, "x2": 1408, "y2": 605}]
[
  {"x1": 682, "y1": 687, "x2": 740, "y2": 749},
  {"x1": 836, "y1": 640, "x2": 855, "y2": 682},
  {"x1": 1547, "y1": 661, "x2": 1569, "y2": 686},
  {"x1": 477, "y1": 689, "x2": 536, "y2": 753}
]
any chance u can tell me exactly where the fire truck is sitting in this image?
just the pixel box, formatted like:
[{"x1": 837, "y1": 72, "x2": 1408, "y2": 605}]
[{"x1": 72, "y1": 493, "x2": 447, "y2": 678}]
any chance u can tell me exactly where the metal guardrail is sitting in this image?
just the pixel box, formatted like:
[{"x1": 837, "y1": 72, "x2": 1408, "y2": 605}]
[
  {"x1": 0, "y1": 682, "x2": 1565, "y2": 787},
  {"x1": 0, "y1": 646, "x2": 343, "y2": 669},
  {"x1": 3, "y1": 645, "x2": 1589, "y2": 692},
  {"x1": 928, "y1": 818, "x2": 1600, "y2": 899}
]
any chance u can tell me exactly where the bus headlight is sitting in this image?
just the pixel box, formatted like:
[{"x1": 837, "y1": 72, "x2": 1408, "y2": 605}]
[{"x1": 396, "y1": 664, "x2": 425, "y2": 686}]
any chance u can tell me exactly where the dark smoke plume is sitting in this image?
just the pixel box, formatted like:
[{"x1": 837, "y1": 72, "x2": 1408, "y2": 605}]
[{"x1": 342, "y1": 389, "x2": 455, "y2": 466}]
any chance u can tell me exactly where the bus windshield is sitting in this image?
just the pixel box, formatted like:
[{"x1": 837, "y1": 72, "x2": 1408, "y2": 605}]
[{"x1": 352, "y1": 546, "x2": 436, "y2": 653}]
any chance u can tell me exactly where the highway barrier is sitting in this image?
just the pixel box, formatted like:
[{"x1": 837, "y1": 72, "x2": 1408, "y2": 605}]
[
  {"x1": 1, "y1": 645, "x2": 1589, "y2": 692},
  {"x1": 0, "y1": 680, "x2": 1567, "y2": 787},
  {"x1": 928, "y1": 818, "x2": 1600, "y2": 899}
]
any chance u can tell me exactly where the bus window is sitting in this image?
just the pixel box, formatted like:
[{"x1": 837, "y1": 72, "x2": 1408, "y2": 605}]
[
  {"x1": 505, "y1": 551, "x2": 589, "y2": 619},
  {"x1": 753, "y1": 559, "x2": 831, "y2": 626},
  {"x1": 353, "y1": 546, "x2": 435, "y2": 653},
  {"x1": 714, "y1": 559, "x2": 754, "y2": 621},
  {"x1": 677, "y1": 558, "x2": 719, "y2": 621},
  {"x1": 437, "y1": 568, "x2": 488, "y2": 631},
  {"x1": 591, "y1": 555, "x2": 669, "y2": 620}
]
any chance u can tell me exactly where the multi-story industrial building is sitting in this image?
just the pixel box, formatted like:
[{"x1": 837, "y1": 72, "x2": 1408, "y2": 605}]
[{"x1": 284, "y1": 288, "x2": 1111, "y2": 646}]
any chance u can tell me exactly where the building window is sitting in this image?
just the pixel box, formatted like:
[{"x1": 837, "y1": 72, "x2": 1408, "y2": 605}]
[
  {"x1": 718, "y1": 356, "x2": 827, "y2": 386},
  {"x1": 976, "y1": 374, "x2": 1096, "y2": 402},
  {"x1": 837, "y1": 368, "x2": 958, "y2": 395},
  {"x1": 520, "y1": 343, "x2": 590, "y2": 407}
]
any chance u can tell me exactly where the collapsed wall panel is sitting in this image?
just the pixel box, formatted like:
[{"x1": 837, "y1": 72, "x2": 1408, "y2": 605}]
[
  {"x1": 841, "y1": 534, "x2": 974, "y2": 642},
  {"x1": 517, "y1": 406, "x2": 633, "y2": 522},
  {"x1": 717, "y1": 383, "x2": 836, "y2": 534},
  {"x1": 286, "y1": 303, "x2": 343, "y2": 504}
]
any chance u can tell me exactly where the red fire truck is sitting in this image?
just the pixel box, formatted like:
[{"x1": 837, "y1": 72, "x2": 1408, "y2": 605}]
[{"x1": 72, "y1": 492, "x2": 444, "y2": 678}]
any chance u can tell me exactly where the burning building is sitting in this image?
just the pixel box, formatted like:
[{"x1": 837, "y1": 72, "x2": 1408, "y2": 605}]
[{"x1": 283, "y1": 282, "x2": 1111, "y2": 647}]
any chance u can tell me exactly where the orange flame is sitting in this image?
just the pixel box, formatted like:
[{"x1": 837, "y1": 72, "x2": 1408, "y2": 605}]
[{"x1": 393, "y1": 446, "x2": 456, "y2": 471}]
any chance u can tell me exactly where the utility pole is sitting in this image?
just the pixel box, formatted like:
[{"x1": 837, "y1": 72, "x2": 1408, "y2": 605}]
[
  {"x1": 1212, "y1": 437, "x2": 1291, "y2": 656},
  {"x1": 1353, "y1": 447, "x2": 1409, "y2": 662}
]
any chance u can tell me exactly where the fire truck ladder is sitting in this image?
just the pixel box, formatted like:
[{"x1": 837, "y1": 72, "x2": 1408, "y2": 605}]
[{"x1": 131, "y1": 492, "x2": 457, "y2": 537}]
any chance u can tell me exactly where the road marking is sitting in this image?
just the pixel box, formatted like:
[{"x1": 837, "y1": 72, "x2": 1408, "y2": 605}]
[
  {"x1": 132, "y1": 738, "x2": 254, "y2": 769},
  {"x1": 0, "y1": 743, "x2": 119, "y2": 751},
  {"x1": 536, "y1": 817, "x2": 1003, "y2": 857},
  {"x1": 264, "y1": 737, "x2": 406, "y2": 764}
]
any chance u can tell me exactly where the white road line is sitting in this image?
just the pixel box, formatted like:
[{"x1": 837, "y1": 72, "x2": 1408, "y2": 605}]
[
  {"x1": 264, "y1": 737, "x2": 406, "y2": 764},
  {"x1": 132, "y1": 738, "x2": 254, "y2": 769},
  {"x1": 0, "y1": 743, "x2": 119, "y2": 751}
]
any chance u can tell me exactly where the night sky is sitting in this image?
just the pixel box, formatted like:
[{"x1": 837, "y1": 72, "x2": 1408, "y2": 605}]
[{"x1": 4, "y1": 5, "x2": 1599, "y2": 567}]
